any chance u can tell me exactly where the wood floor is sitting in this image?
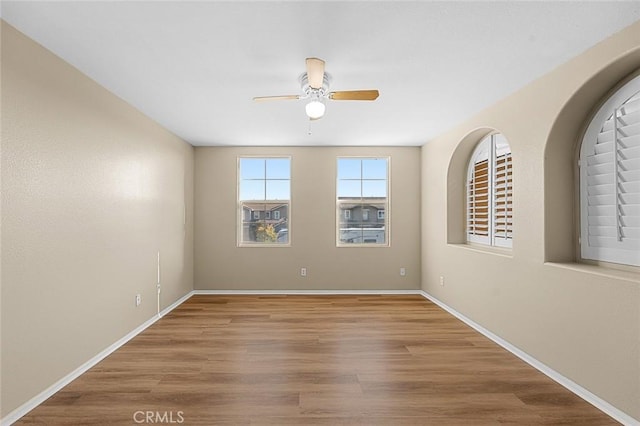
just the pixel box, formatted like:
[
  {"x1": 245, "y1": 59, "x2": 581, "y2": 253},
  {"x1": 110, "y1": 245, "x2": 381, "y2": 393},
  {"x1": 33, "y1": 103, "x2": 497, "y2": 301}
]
[{"x1": 17, "y1": 295, "x2": 618, "y2": 425}]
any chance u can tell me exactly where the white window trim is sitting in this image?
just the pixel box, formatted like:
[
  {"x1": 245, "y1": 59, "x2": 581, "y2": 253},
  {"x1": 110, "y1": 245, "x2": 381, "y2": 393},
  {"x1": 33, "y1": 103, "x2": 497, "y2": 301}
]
[
  {"x1": 579, "y1": 75, "x2": 640, "y2": 267},
  {"x1": 253, "y1": 211, "x2": 260, "y2": 220},
  {"x1": 273, "y1": 210, "x2": 280, "y2": 220},
  {"x1": 237, "y1": 156, "x2": 292, "y2": 247},
  {"x1": 336, "y1": 156, "x2": 390, "y2": 247},
  {"x1": 378, "y1": 210, "x2": 385, "y2": 220},
  {"x1": 344, "y1": 210, "x2": 351, "y2": 219}
]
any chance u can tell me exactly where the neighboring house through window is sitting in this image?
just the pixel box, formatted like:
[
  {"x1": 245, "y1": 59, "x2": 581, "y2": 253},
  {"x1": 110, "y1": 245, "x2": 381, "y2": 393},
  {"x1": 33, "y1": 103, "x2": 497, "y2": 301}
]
[
  {"x1": 580, "y1": 74, "x2": 640, "y2": 266},
  {"x1": 467, "y1": 133, "x2": 513, "y2": 248},
  {"x1": 337, "y1": 157, "x2": 389, "y2": 246},
  {"x1": 238, "y1": 157, "x2": 291, "y2": 245}
]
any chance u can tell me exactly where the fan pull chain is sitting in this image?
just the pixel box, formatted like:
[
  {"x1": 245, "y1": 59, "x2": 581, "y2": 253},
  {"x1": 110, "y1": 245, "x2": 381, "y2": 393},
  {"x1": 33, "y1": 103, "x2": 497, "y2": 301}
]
[{"x1": 308, "y1": 120, "x2": 312, "y2": 135}]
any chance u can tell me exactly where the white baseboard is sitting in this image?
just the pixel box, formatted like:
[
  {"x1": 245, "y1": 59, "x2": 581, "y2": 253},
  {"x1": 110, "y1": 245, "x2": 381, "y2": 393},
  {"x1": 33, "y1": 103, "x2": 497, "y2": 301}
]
[
  {"x1": 1, "y1": 291, "x2": 195, "y2": 426},
  {"x1": 419, "y1": 290, "x2": 639, "y2": 426},
  {"x1": 193, "y1": 289, "x2": 423, "y2": 295}
]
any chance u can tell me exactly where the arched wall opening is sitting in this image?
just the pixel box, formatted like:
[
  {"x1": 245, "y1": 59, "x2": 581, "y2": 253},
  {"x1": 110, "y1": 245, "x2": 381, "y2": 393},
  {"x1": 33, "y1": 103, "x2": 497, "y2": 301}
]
[{"x1": 544, "y1": 49, "x2": 640, "y2": 262}]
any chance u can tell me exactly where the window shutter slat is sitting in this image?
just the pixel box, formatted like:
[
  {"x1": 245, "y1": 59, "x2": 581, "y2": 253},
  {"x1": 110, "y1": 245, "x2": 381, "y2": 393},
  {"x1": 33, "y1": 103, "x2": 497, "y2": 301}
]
[
  {"x1": 621, "y1": 204, "x2": 640, "y2": 216},
  {"x1": 588, "y1": 235, "x2": 640, "y2": 251},
  {"x1": 587, "y1": 183, "x2": 615, "y2": 196},
  {"x1": 587, "y1": 162, "x2": 613, "y2": 176},
  {"x1": 621, "y1": 193, "x2": 640, "y2": 205},
  {"x1": 619, "y1": 134, "x2": 640, "y2": 149},
  {"x1": 620, "y1": 169, "x2": 640, "y2": 182},
  {"x1": 617, "y1": 121, "x2": 640, "y2": 137},
  {"x1": 619, "y1": 145, "x2": 640, "y2": 161},
  {"x1": 587, "y1": 150, "x2": 616, "y2": 166},
  {"x1": 587, "y1": 194, "x2": 616, "y2": 206},
  {"x1": 587, "y1": 173, "x2": 614, "y2": 186},
  {"x1": 620, "y1": 93, "x2": 640, "y2": 114},
  {"x1": 594, "y1": 140, "x2": 614, "y2": 155},
  {"x1": 620, "y1": 158, "x2": 640, "y2": 171},
  {"x1": 621, "y1": 216, "x2": 640, "y2": 227}
]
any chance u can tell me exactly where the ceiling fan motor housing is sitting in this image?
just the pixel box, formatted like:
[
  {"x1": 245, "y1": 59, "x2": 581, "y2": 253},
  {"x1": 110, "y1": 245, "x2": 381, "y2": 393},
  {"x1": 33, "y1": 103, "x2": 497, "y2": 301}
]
[{"x1": 300, "y1": 72, "x2": 332, "y2": 98}]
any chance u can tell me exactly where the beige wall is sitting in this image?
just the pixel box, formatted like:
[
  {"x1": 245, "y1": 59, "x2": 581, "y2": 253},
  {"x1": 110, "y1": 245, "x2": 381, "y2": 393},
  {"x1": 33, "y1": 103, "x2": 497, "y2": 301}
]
[
  {"x1": 195, "y1": 146, "x2": 421, "y2": 290},
  {"x1": 422, "y1": 21, "x2": 640, "y2": 421},
  {"x1": 0, "y1": 22, "x2": 194, "y2": 417},
  {"x1": 3, "y1": 11, "x2": 638, "y2": 424}
]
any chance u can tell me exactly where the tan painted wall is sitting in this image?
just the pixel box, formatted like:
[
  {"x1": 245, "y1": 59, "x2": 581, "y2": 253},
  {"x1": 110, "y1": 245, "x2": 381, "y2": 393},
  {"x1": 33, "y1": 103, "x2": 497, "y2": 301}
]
[
  {"x1": 3, "y1": 10, "x2": 637, "y2": 423},
  {"x1": 0, "y1": 22, "x2": 194, "y2": 417},
  {"x1": 422, "y1": 21, "x2": 640, "y2": 420},
  {"x1": 195, "y1": 146, "x2": 421, "y2": 290}
]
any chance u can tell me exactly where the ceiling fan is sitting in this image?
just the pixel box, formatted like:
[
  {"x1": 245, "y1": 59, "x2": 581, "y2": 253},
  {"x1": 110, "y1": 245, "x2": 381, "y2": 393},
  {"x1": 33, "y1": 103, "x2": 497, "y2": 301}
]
[{"x1": 253, "y1": 58, "x2": 379, "y2": 120}]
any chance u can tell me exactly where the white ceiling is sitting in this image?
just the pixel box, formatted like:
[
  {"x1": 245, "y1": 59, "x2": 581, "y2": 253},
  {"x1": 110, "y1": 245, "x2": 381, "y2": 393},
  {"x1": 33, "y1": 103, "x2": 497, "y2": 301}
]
[{"x1": 2, "y1": 2, "x2": 640, "y2": 147}]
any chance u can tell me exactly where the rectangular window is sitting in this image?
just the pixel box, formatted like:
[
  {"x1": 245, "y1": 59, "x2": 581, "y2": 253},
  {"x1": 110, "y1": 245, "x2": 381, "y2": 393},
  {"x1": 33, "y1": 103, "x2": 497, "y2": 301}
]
[
  {"x1": 337, "y1": 157, "x2": 389, "y2": 246},
  {"x1": 238, "y1": 157, "x2": 290, "y2": 246}
]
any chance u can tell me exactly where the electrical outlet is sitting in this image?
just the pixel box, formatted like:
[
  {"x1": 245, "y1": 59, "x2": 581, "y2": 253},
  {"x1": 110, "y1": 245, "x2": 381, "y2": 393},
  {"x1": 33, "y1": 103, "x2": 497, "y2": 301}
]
[
  {"x1": 301, "y1": 267, "x2": 307, "y2": 277},
  {"x1": 135, "y1": 294, "x2": 141, "y2": 306},
  {"x1": 439, "y1": 276, "x2": 445, "y2": 286},
  {"x1": 400, "y1": 267, "x2": 406, "y2": 276}
]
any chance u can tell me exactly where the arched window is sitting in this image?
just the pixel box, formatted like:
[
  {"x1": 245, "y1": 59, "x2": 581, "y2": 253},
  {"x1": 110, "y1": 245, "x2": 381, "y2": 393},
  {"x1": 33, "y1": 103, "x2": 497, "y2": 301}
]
[
  {"x1": 580, "y1": 75, "x2": 640, "y2": 267},
  {"x1": 467, "y1": 133, "x2": 513, "y2": 248}
]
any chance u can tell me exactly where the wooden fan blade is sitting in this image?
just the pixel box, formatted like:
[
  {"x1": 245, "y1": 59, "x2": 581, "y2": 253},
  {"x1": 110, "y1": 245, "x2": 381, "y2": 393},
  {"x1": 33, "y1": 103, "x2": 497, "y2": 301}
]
[
  {"x1": 306, "y1": 57, "x2": 325, "y2": 89},
  {"x1": 329, "y1": 90, "x2": 379, "y2": 101},
  {"x1": 253, "y1": 95, "x2": 300, "y2": 102}
]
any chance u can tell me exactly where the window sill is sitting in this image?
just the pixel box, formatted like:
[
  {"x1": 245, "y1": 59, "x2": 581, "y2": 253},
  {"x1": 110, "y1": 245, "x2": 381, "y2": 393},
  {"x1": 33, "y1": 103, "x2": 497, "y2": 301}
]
[
  {"x1": 544, "y1": 262, "x2": 640, "y2": 284},
  {"x1": 337, "y1": 244, "x2": 390, "y2": 248},
  {"x1": 237, "y1": 244, "x2": 291, "y2": 248},
  {"x1": 447, "y1": 243, "x2": 513, "y2": 258}
]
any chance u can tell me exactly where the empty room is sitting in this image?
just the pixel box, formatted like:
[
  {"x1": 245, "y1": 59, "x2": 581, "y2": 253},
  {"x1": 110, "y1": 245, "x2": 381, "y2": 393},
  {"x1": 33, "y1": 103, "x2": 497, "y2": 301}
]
[{"x1": 1, "y1": 1, "x2": 639, "y2": 425}]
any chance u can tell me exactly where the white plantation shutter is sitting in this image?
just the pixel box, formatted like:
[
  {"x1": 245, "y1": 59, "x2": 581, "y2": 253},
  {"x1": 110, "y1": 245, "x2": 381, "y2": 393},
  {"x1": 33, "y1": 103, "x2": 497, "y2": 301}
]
[
  {"x1": 467, "y1": 134, "x2": 513, "y2": 248},
  {"x1": 492, "y1": 135, "x2": 513, "y2": 247},
  {"x1": 580, "y1": 75, "x2": 640, "y2": 266},
  {"x1": 467, "y1": 143, "x2": 490, "y2": 244}
]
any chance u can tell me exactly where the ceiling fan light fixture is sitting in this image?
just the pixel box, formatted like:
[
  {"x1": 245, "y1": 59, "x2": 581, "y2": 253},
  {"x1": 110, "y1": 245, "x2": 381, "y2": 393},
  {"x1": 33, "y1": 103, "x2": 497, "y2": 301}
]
[
  {"x1": 254, "y1": 58, "x2": 379, "y2": 123},
  {"x1": 305, "y1": 99, "x2": 325, "y2": 119}
]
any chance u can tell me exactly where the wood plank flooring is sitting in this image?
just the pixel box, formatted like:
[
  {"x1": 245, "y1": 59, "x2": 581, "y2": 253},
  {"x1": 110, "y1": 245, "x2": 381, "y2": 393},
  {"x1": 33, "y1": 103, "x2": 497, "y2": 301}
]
[{"x1": 17, "y1": 295, "x2": 618, "y2": 425}]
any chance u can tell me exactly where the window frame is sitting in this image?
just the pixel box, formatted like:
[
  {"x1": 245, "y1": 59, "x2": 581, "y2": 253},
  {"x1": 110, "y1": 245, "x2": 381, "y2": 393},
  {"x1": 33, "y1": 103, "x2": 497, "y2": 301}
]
[
  {"x1": 466, "y1": 133, "x2": 513, "y2": 249},
  {"x1": 237, "y1": 156, "x2": 292, "y2": 247},
  {"x1": 336, "y1": 156, "x2": 390, "y2": 248},
  {"x1": 579, "y1": 74, "x2": 640, "y2": 267}
]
